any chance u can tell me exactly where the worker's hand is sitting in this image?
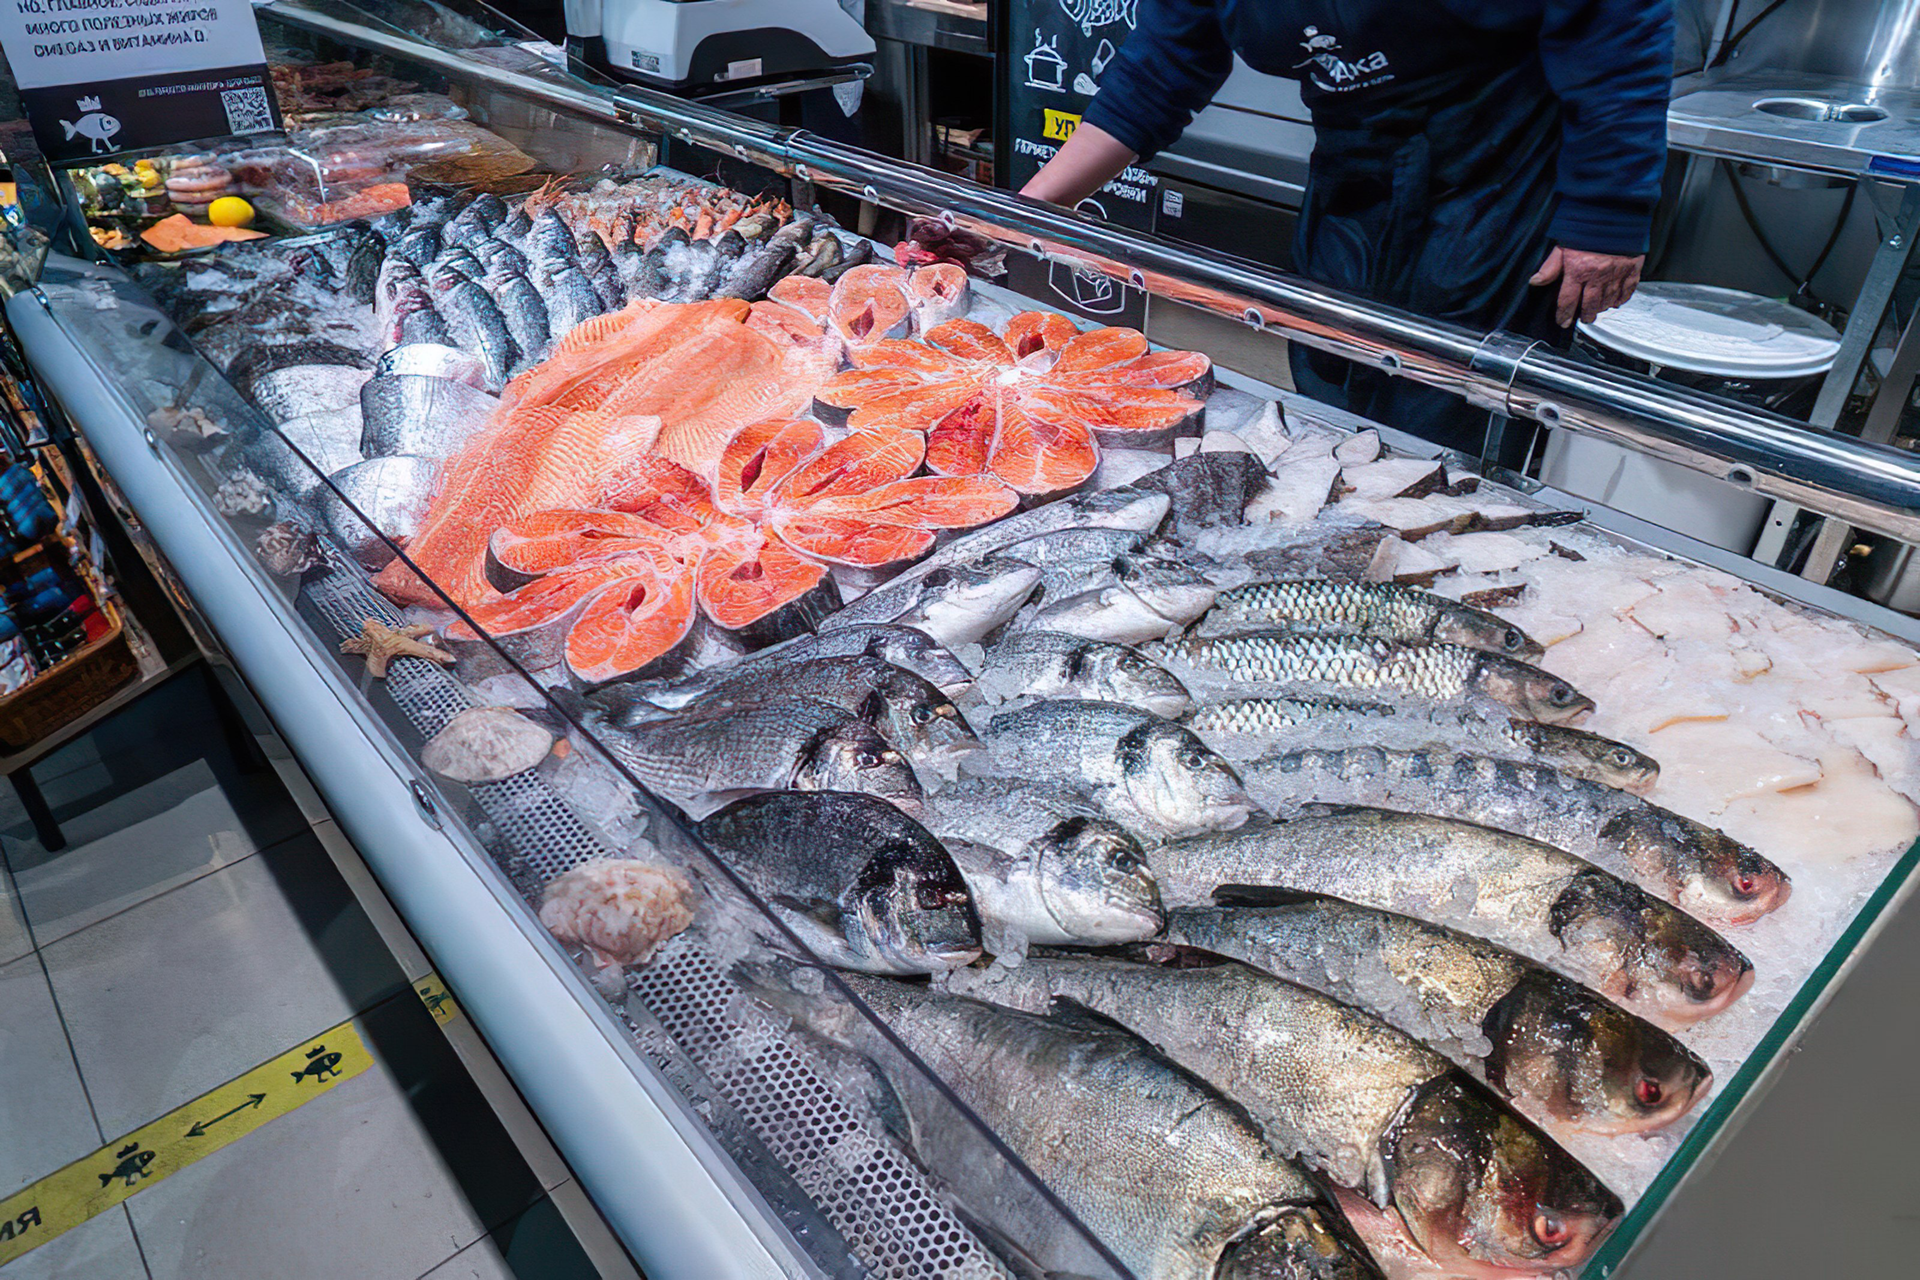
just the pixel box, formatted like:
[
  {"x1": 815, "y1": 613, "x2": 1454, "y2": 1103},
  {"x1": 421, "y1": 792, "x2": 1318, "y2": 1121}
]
[{"x1": 1530, "y1": 248, "x2": 1645, "y2": 328}]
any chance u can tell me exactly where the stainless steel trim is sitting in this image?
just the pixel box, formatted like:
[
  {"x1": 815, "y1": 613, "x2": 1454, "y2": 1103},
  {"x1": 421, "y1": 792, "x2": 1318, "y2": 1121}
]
[{"x1": 5, "y1": 288, "x2": 799, "y2": 1280}]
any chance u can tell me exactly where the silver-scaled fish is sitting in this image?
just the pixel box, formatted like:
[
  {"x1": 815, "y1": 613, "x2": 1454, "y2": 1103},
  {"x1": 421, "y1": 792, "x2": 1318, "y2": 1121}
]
[
  {"x1": 1152, "y1": 807, "x2": 1753, "y2": 1028},
  {"x1": 1026, "y1": 553, "x2": 1220, "y2": 645},
  {"x1": 605, "y1": 697, "x2": 921, "y2": 813},
  {"x1": 950, "y1": 955, "x2": 1620, "y2": 1276},
  {"x1": 1245, "y1": 746, "x2": 1789, "y2": 927},
  {"x1": 1196, "y1": 579, "x2": 1545, "y2": 660},
  {"x1": 696, "y1": 792, "x2": 978, "y2": 972},
  {"x1": 888, "y1": 488, "x2": 1171, "y2": 589},
  {"x1": 1183, "y1": 695, "x2": 1659, "y2": 792},
  {"x1": 978, "y1": 629, "x2": 1192, "y2": 717},
  {"x1": 1158, "y1": 631, "x2": 1594, "y2": 724},
  {"x1": 611, "y1": 624, "x2": 975, "y2": 713},
  {"x1": 748, "y1": 968, "x2": 1380, "y2": 1280},
  {"x1": 820, "y1": 555, "x2": 1041, "y2": 648},
  {"x1": 984, "y1": 700, "x2": 1252, "y2": 839},
  {"x1": 1159, "y1": 901, "x2": 1712, "y2": 1136},
  {"x1": 919, "y1": 777, "x2": 1163, "y2": 945},
  {"x1": 677, "y1": 655, "x2": 978, "y2": 775}
]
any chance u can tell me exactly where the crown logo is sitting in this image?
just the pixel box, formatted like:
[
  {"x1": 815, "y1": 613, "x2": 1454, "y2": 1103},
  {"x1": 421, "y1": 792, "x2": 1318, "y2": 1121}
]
[
  {"x1": 115, "y1": 1142, "x2": 140, "y2": 1158},
  {"x1": 77, "y1": 95, "x2": 101, "y2": 112}
]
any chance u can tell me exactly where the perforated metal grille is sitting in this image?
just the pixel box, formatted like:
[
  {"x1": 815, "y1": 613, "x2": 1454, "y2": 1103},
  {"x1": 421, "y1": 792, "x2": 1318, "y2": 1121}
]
[{"x1": 299, "y1": 555, "x2": 1011, "y2": 1280}]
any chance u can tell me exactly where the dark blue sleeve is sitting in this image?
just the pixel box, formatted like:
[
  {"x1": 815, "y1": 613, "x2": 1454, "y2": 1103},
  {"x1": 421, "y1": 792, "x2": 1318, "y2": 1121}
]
[
  {"x1": 1079, "y1": 0, "x2": 1235, "y2": 160},
  {"x1": 1537, "y1": 0, "x2": 1676, "y2": 256}
]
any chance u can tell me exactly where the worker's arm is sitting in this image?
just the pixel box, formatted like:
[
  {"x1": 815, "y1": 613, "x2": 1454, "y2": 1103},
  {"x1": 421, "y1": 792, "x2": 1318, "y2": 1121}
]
[
  {"x1": 1520, "y1": 0, "x2": 1676, "y2": 324},
  {"x1": 1458, "y1": 0, "x2": 1673, "y2": 323},
  {"x1": 1021, "y1": 0, "x2": 1234, "y2": 205},
  {"x1": 1020, "y1": 124, "x2": 1137, "y2": 207}
]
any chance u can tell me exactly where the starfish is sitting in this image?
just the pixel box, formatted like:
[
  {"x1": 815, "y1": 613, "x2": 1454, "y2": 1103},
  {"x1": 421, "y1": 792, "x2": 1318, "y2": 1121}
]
[{"x1": 340, "y1": 618, "x2": 454, "y2": 678}]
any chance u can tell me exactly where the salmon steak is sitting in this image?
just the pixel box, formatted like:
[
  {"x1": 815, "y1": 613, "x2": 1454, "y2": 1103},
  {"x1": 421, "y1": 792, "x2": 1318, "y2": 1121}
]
[
  {"x1": 813, "y1": 312, "x2": 1211, "y2": 495},
  {"x1": 452, "y1": 422, "x2": 1016, "y2": 683},
  {"x1": 375, "y1": 301, "x2": 839, "y2": 609}
]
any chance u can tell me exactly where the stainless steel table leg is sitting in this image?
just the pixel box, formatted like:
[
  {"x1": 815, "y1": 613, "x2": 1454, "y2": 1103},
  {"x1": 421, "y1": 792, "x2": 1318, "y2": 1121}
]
[
  {"x1": 1797, "y1": 293, "x2": 1920, "y2": 581},
  {"x1": 1753, "y1": 182, "x2": 1920, "y2": 568}
]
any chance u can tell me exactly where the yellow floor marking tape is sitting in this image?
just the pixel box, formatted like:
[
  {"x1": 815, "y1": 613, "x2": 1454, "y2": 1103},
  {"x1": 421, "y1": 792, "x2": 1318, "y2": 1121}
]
[
  {"x1": 414, "y1": 972, "x2": 462, "y2": 1025},
  {"x1": 0, "y1": 1019, "x2": 374, "y2": 1265}
]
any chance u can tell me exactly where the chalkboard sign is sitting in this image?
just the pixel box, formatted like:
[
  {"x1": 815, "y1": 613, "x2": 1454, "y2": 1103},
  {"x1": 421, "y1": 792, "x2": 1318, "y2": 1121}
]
[{"x1": 1002, "y1": 0, "x2": 1152, "y2": 327}]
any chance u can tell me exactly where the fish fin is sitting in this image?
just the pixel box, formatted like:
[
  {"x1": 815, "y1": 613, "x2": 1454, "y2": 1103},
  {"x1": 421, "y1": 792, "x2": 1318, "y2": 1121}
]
[
  {"x1": 1210, "y1": 884, "x2": 1332, "y2": 909},
  {"x1": 770, "y1": 894, "x2": 845, "y2": 934}
]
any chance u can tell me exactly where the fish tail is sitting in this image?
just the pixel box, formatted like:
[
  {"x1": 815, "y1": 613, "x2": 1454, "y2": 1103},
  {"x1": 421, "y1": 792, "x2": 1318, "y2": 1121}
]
[{"x1": 62, "y1": 121, "x2": 78, "y2": 139}]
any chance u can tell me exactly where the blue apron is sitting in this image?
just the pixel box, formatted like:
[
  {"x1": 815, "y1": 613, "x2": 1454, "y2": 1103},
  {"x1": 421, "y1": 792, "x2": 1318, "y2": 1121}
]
[{"x1": 1215, "y1": 3, "x2": 1566, "y2": 456}]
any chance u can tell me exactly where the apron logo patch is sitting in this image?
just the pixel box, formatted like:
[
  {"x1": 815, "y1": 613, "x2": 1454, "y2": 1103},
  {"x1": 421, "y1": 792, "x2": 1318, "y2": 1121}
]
[{"x1": 1293, "y1": 26, "x2": 1393, "y2": 93}]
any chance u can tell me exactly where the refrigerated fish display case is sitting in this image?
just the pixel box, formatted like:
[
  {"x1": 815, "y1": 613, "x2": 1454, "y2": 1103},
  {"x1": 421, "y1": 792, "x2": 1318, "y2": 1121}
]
[{"x1": 7, "y1": 3, "x2": 1920, "y2": 1277}]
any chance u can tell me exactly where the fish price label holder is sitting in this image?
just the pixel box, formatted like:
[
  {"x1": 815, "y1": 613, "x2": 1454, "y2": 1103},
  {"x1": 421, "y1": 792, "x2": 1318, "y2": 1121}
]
[
  {"x1": 0, "y1": 1018, "x2": 373, "y2": 1265},
  {"x1": 0, "y1": 0, "x2": 283, "y2": 165}
]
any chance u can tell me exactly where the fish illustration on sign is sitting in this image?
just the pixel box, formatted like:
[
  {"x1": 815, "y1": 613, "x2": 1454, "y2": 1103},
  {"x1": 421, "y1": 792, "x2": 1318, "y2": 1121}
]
[
  {"x1": 291, "y1": 1044, "x2": 343, "y2": 1084},
  {"x1": 1059, "y1": 0, "x2": 1137, "y2": 36},
  {"x1": 60, "y1": 96, "x2": 121, "y2": 155},
  {"x1": 97, "y1": 1142, "x2": 155, "y2": 1188}
]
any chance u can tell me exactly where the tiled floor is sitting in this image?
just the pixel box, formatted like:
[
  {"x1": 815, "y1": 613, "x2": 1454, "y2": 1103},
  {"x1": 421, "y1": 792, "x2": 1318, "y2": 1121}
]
[{"x1": 0, "y1": 669, "x2": 615, "y2": 1280}]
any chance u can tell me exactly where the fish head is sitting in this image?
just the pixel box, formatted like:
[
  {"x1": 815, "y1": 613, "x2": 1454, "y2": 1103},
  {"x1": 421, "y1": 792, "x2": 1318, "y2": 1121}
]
[
  {"x1": 1113, "y1": 554, "x2": 1219, "y2": 625},
  {"x1": 1107, "y1": 646, "x2": 1194, "y2": 717},
  {"x1": 849, "y1": 841, "x2": 982, "y2": 972},
  {"x1": 867, "y1": 675, "x2": 979, "y2": 765},
  {"x1": 1118, "y1": 723, "x2": 1254, "y2": 838},
  {"x1": 1385, "y1": 1076, "x2": 1620, "y2": 1274},
  {"x1": 1473, "y1": 657, "x2": 1593, "y2": 725},
  {"x1": 1432, "y1": 609, "x2": 1545, "y2": 662},
  {"x1": 1217, "y1": 1205, "x2": 1384, "y2": 1280},
  {"x1": 1031, "y1": 815, "x2": 1164, "y2": 943},
  {"x1": 914, "y1": 560, "x2": 1042, "y2": 645},
  {"x1": 1077, "y1": 487, "x2": 1173, "y2": 534},
  {"x1": 798, "y1": 722, "x2": 925, "y2": 812},
  {"x1": 1526, "y1": 725, "x2": 1660, "y2": 794},
  {"x1": 865, "y1": 629, "x2": 974, "y2": 696},
  {"x1": 1482, "y1": 970, "x2": 1711, "y2": 1136},
  {"x1": 1548, "y1": 870, "x2": 1754, "y2": 1026},
  {"x1": 1599, "y1": 810, "x2": 1790, "y2": 927}
]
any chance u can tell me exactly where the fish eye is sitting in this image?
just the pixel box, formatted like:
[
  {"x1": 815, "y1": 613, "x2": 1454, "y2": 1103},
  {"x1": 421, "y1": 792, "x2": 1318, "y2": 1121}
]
[
  {"x1": 855, "y1": 750, "x2": 880, "y2": 768},
  {"x1": 1609, "y1": 747, "x2": 1637, "y2": 767},
  {"x1": 911, "y1": 705, "x2": 934, "y2": 724},
  {"x1": 1532, "y1": 1211, "x2": 1573, "y2": 1251},
  {"x1": 1179, "y1": 747, "x2": 1206, "y2": 768},
  {"x1": 1504, "y1": 628, "x2": 1525, "y2": 652},
  {"x1": 1110, "y1": 850, "x2": 1141, "y2": 873},
  {"x1": 1548, "y1": 684, "x2": 1577, "y2": 706},
  {"x1": 1635, "y1": 1076, "x2": 1664, "y2": 1107}
]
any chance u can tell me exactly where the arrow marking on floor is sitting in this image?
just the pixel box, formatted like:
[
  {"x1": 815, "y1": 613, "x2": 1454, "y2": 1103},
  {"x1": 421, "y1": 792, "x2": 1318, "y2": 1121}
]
[{"x1": 185, "y1": 1093, "x2": 266, "y2": 1138}]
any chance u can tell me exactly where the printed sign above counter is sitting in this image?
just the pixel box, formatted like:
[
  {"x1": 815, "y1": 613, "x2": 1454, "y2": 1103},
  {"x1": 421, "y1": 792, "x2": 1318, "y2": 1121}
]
[{"x1": 0, "y1": 0, "x2": 281, "y2": 164}]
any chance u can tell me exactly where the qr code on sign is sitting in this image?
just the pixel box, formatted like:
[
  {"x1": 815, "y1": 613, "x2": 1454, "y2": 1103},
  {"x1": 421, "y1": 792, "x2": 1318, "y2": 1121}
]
[{"x1": 221, "y1": 87, "x2": 275, "y2": 134}]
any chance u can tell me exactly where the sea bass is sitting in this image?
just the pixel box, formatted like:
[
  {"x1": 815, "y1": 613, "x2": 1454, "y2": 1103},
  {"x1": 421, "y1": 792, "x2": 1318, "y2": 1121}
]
[
  {"x1": 675, "y1": 655, "x2": 978, "y2": 774},
  {"x1": 1158, "y1": 631, "x2": 1594, "y2": 724},
  {"x1": 1196, "y1": 579, "x2": 1545, "y2": 661},
  {"x1": 1152, "y1": 807, "x2": 1753, "y2": 1028},
  {"x1": 752, "y1": 970, "x2": 1381, "y2": 1280},
  {"x1": 950, "y1": 956, "x2": 1620, "y2": 1277},
  {"x1": 696, "y1": 792, "x2": 977, "y2": 972},
  {"x1": 977, "y1": 629, "x2": 1192, "y2": 717},
  {"x1": 1159, "y1": 902, "x2": 1711, "y2": 1136},
  {"x1": 1246, "y1": 746, "x2": 1789, "y2": 927},
  {"x1": 1183, "y1": 696, "x2": 1660, "y2": 792},
  {"x1": 604, "y1": 697, "x2": 921, "y2": 813},
  {"x1": 820, "y1": 556, "x2": 1041, "y2": 648},
  {"x1": 1026, "y1": 553, "x2": 1221, "y2": 645},
  {"x1": 920, "y1": 777, "x2": 1163, "y2": 944},
  {"x1": 983, "y1": 700, "x2": 1252, "y2": 839},
  {"x1": 600, "y1": 624, "x2": 975, "y2": 713}
]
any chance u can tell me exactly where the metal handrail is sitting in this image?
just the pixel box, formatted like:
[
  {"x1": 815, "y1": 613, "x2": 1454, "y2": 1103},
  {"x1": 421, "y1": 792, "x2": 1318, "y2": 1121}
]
[{"x1": 267, "y1": 2, "x2": 1920, "y2": 546}]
